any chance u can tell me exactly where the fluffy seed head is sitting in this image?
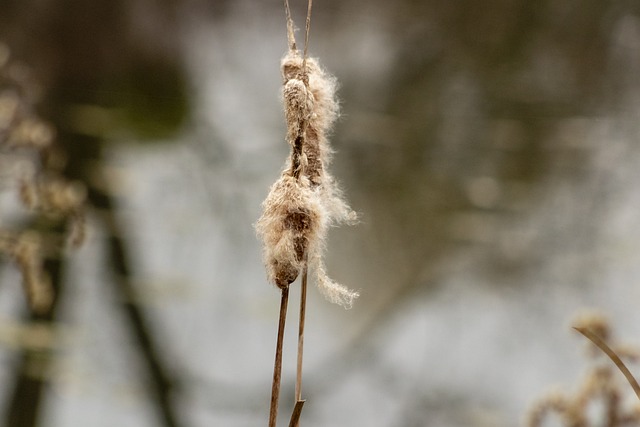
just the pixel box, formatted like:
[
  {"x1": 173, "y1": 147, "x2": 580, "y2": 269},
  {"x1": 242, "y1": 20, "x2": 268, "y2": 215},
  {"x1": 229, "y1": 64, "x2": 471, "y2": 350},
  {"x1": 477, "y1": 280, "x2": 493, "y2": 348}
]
[
  {"x1": 256, "y1": 174, "x2": 324, "y2": 289},
  {"x1": 256, "y1": 50, "x2": 358, "y2": 307}
]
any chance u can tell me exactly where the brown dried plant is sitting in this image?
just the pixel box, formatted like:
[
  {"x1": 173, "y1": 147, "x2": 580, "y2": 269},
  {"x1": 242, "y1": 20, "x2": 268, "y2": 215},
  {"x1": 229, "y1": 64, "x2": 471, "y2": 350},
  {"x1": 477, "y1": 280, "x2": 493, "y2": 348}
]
[
  {"x1": 256, "y1": 1, "x2": 358, "y2": 426},
  {"x1": 256, "y1": 36, "x2": 358, "y2": 308},
  {"x1": 527, "y1": 313, "x2": 640, "y2": 427},
  {"x1": 0, "y1": 42, "x2": 86, "y2": 314}
]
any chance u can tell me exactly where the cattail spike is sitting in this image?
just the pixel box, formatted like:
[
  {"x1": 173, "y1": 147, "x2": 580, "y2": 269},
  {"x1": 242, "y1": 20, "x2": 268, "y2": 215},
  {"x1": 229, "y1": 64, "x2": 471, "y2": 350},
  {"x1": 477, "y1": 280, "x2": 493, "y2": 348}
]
[
  {"x1": 263, "y1": 3, "x2": 358, "y2": 426},
  {"x1": 257, "y1": 11, "x2": 358, "y2": 307}
]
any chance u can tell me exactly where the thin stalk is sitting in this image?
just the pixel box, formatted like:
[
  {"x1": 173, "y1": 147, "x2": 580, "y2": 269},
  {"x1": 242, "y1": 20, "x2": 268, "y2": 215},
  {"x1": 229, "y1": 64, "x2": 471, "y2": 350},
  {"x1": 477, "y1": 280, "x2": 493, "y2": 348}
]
[
  {"x1": 292, "y1": 266, "x2": 308, "y2": 427},
  {"x1": 284, "y1": 0, "x2": 296, "y2": 51},
  {"x1": 269, "y1": 287, "x2": 290, "y2": 427},
  {"x1": 574, "y1": 326, "x2": 640, "y2": 400},
  {"x1": 303, "y1": 0, "x2": 313, "y2": 61},
  {"x1": 295, "y1": 266, "x2": 307, "y2": 403},
  {"x1": 288, "y1": 400, "x2": 306, "y2": 427}
]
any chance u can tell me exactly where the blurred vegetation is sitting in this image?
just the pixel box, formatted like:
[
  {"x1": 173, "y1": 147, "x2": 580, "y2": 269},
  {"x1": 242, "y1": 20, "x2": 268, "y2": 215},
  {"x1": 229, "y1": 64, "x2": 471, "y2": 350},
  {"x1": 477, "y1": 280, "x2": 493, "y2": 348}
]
[
  {"x1": 0, "y1": 1, "x2": 190, "y2": 427},
  {"x1": 0, "y1": 0, "x2": 639, "y2": 426}
]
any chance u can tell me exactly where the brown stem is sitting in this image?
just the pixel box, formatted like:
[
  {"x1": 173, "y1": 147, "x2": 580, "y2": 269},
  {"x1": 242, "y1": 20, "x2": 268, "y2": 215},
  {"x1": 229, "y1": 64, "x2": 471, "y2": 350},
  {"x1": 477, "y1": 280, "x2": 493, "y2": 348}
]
[
  {"x1": 574, "y1": 326, "x2": 640, "y2": 401},
  {"x1": 292, "y1": 265, "x2": 308, "y2": 427},
  {"x1": 288, "y1": 400, "x2": 306, "y2": 427},
  {"x1": 301, "y1": 0, "x2": 313, "y2": 87},
  {"x1": 295, "y1": 266, "x2": 307, "y2": 404},
  {"x1": 284, "y1": 0, "x2": 296, "y2": 51},
  {"x1": 303, "y1": 0, "x2": 313, "y2": 62},
  {"x1": 269, "y1": 287, "x2": 290, "y2": 427}
]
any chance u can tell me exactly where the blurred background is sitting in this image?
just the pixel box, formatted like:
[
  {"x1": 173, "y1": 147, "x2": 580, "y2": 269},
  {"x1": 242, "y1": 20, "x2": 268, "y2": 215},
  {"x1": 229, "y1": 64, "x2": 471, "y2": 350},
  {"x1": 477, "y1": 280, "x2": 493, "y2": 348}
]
[{"x1": 1, "y1": 0, "x2": 640, "y2": 426}]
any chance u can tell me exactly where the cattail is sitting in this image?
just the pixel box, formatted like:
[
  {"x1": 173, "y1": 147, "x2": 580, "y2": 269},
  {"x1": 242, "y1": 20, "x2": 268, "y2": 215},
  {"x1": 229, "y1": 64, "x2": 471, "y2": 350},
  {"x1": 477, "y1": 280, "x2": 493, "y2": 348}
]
[
  {"x1": 257, "y1": 174, "x2": 321, "y2": 289},
  {"x1": 263, "y1": 5, "x2": 358, "y2": 424},
  {"x1": 256, "y1": 49, "x2": 358, "y2": 308}
]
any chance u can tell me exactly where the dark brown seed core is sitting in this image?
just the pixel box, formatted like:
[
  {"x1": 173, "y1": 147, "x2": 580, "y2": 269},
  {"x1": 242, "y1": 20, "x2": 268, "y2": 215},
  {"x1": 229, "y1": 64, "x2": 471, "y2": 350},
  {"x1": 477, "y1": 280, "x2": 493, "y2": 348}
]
[{"x1": 285, "y1": 209, "x2": 311, "y2": 262}]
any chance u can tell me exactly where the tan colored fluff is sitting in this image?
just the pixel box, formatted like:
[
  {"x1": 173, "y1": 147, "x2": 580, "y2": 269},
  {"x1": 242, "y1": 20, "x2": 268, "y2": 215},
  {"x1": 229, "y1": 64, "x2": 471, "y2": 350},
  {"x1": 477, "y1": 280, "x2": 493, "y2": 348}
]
[
  {"x1": 258, "y1": 174, "x2": 321, "y2": 289},
  {"x1": 256, "y1": 50, "x2": 358, "y2": 308}
]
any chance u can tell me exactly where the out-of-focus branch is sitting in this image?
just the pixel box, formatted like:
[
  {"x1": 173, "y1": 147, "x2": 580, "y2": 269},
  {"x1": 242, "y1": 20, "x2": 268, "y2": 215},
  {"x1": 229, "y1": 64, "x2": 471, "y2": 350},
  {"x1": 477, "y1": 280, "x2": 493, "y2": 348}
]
[
  {"x1": 90, "y1": 178, "x2": 183, "y2": 427},
  {"x1": 4, "y1": 250, "x2": 65, "y2": 427}
]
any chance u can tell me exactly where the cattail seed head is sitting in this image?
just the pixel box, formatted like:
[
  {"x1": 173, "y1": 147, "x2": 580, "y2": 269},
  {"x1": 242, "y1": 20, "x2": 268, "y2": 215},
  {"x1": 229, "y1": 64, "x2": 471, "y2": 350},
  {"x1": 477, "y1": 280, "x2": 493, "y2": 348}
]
[
  {"x1": 281, "y1": 51, "x2": 338, "y2": 187},
  {"x1": 256, "y1": 49, "x2": 358, "y2": 308},
  {"x1": 281, "y1": 52, "x2": 339, "y2": 132},
  {"x1": 257, "y1": 174, "x2": 323, "y2": 289}
]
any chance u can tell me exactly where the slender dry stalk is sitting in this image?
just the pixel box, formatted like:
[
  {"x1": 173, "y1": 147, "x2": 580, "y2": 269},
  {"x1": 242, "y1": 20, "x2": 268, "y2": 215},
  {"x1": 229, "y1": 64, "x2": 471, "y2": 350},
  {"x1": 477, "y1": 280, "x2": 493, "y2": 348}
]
[
  {"x1": 302, "y1": 0, "x2": 312, "y2": 64},
  {"x1": 269, "y1": 287, "x2": 290, "y2": 427},
  {"x1": 294, "y1": 9, "x2": 312, "y2": 421},
  {"x1": 288, "y1": 400, "x2": 306, "y2": 427},
  {"x1": 295, "y1": 266, "x2": 308, "y2": 410},
  {"x1": 573, "y1": 326, "x2": 640, "y2": 401}
]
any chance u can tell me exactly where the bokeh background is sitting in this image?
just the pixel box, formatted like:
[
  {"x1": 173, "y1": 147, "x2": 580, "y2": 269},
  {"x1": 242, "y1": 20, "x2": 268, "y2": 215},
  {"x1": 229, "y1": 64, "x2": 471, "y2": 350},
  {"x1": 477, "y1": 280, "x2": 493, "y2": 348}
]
[{"x1": 1, "y1": 0, "x2": 640, "y2": 426}]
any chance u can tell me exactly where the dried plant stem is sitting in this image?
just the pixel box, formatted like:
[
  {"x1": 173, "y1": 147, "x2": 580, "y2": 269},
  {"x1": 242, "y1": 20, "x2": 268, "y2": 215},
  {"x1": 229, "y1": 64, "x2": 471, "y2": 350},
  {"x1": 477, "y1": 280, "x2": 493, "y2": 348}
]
[
  {"x1": 288, "y1": 400, "x2": 306, "y2": 427},
  {"x1": 303, "y1": 0, "x2": 313, "y2": 66},
  {"x1": 292, "y1": 265, "x2": 308, "y2": 426},
  {"x1": 269, "y1": 287, "x2": 290, "y2": 427},
  {"x1": 284, "y1": 0, "x2": 296, "y2": 51},
  {"x1": 296, "y1": 266, "x2": 308, "y2": 402},
  {"x1": 573, "y1": 326, "x2": 640, "y2": 400}
]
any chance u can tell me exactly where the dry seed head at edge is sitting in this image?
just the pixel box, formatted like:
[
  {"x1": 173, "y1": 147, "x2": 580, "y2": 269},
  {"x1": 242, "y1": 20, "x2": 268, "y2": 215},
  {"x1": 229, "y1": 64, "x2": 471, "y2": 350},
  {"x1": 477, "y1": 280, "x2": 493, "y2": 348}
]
[{"x1": 256, "y1": 50, "x2": 358, "y2": 308}]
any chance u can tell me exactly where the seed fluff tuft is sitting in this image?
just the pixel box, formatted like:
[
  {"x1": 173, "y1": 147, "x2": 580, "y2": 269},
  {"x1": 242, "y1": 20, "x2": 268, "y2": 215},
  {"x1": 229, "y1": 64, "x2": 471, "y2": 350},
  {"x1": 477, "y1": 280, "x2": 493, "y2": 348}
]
[{"x1": 256, "y1": 49, "x2": 358, "y2": 308}]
